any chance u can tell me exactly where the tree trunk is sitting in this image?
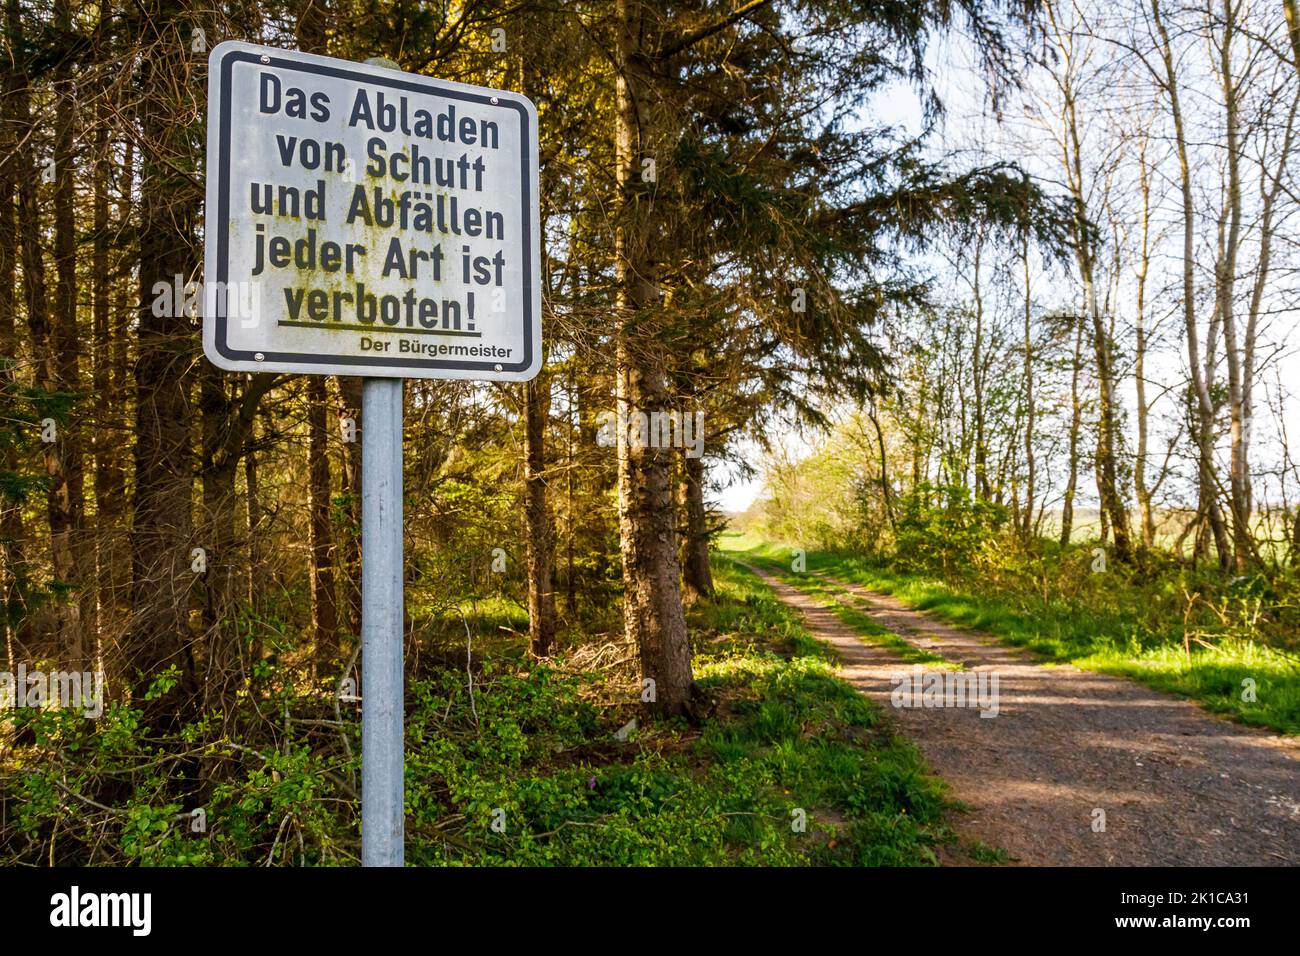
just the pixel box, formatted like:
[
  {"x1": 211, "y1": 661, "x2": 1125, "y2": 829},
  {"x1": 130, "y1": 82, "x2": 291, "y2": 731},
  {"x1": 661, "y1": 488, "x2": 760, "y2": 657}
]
[
  {"x1": 52, "y1": 0, "x2": 89, "y2": 666},
  {"x1": 244, "y1": 420, "x2": 260, "y2": 612},
  {"x1": 1285, "y1": 0, "x2": 1300, "y2": 77},
  {"x1": 517, "y1": 17, "x2": 558, "y2": 658},
  {"x1": 9, "y1": 0, "x2": 54, "y2": 657},
  {"x1": 335, "y1": 376, "x2": 363, "y2": 639},
  {"x1": 90, "y1": 93, "x2": 112, "y2": 664},
  {"x1": 0, "y1": 34, "x2": 29, "y2": 652},
  {"x1": 1086, "y1": 273, "x2": 1130, "y2": 559},
  {"x1": 1213, "y1": 0, "x2": 1252, "y2": 571},
  {"x1": 679, "y1": 452, "x2": 714, "y2": 603},
  {"x1": 1133, "y1": 135, "x2": 1156, "y2": 550},
  {"x1": 565, "y1": 363, "x2": 577, "y2": 614},
  {"x1": 198, "y1": 396, "x2": 238, "y2": 703},
  {"x1": 128, "y1": 0, "x2": 199, "y2": 698},
  {"x1": 971, "y1": 238, "x2": 988, "y2": 501},
  {"x1": 523, "y1": 373, "x2": 557, "y2": 656},
  {"x1": 1243, "y1": 87, "x2": 1298, "y2": 562},
  {"x1": 1061, "y1": 320, "x2": 1083, "y2": 548},
  {"x1": 1151, "y1": 0, "x2": 1231, "y2": 569},
  {"x1": 307, "y1": 376, "x2": 339, "y2": 668},
  {"x1": 101, "y1": 132, "x2": 133, "y2": 644},
  {"x1": 199, "y1": 367, "x2": 275, "y2": 702},
  {"x1": 615, "y1": 0, "x2": 694, "y2": 717},
  {"x1": 1021, "y1": 237, "x2": 1036, "y2": 540},
  {"x1": 1054, "y1": 32, "x2": 1132, "y2": 562}
]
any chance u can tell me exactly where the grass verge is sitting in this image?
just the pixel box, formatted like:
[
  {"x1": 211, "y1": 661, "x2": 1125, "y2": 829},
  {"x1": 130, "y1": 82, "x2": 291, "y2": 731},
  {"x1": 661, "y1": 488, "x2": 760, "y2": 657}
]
[{"x1": 407, "y1": 555, "x2": 954, "y2": 865}]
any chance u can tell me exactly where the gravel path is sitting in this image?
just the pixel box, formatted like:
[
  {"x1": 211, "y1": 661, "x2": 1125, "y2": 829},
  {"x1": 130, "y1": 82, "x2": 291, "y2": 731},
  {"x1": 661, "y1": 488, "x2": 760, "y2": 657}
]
[{"x1": 750, "y1": 565, "x2": 1300, "y2": 866}]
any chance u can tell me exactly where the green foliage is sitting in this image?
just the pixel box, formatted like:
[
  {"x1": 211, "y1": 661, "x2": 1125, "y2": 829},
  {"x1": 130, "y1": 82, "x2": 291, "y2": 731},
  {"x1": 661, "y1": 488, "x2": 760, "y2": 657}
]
[
  {"x1": 400, "y1": 558, "x2": 950, "y2": 865},
  {"x1": 1, "y1": 558, "x2": 954, "y2": 866},
  {"x1": 895, "y1": 482, "x2": 1009, "y2": 576},
  {"x1": 0, "y1": 358, "x2": 56, "y2": 634},
  {"x1": 751, "y1": 426, "x2": 876, "y2": 552},
  {"x1": 2, "y1": 694, "x2": 349, "y2": 866}
]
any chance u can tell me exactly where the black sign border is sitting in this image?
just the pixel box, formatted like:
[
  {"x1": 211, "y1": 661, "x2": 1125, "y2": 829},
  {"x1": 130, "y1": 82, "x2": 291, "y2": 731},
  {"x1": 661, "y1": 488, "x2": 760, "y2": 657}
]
[{"x1": 213, "y1": 47, "x2": 535, "y2": 375}]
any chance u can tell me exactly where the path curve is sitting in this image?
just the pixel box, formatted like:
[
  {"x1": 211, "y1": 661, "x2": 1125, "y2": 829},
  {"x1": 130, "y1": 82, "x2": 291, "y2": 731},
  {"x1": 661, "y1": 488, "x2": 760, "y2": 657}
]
[{"x1": 750, "y1": 565, "x2": 1300, "y2": 866}]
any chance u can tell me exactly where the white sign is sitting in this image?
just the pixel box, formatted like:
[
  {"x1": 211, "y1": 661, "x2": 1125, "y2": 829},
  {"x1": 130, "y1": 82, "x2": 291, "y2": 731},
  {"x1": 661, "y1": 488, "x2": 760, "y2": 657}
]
[{"x1": 204, "y1": 41, "x2": 540, "y2": 380}]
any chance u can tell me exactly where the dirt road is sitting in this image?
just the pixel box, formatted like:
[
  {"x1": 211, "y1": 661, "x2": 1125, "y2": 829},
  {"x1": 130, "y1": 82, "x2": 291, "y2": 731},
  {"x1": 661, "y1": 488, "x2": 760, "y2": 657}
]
[{"x1": 751, "y1": 565, "x2": 1300, "y2": 865}]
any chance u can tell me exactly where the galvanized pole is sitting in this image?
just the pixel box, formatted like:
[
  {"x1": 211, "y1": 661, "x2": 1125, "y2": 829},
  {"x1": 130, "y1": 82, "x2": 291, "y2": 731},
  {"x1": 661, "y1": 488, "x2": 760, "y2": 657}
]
[
  {"x1": 360, "y1": 54, "x2": 407, "y2": 870},
  {"x1": 360, "y1": 375, "x2": 404, "y2": 867}
]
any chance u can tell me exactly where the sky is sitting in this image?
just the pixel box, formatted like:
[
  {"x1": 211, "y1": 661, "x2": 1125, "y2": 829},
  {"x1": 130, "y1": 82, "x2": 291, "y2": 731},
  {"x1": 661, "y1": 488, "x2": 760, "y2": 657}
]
[
  {"x1": 716, "y1": 12, "x2": 1300, "y2": 516},
  {"x1": 715, "y1": 65, "x2": 930, "y2": 514}
]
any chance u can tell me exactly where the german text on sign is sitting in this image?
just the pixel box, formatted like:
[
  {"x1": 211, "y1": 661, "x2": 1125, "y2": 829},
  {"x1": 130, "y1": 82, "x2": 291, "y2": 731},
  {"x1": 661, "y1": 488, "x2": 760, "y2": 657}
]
[{"x1": 204, "y1": 41, "x2": 541, "y2": 380}]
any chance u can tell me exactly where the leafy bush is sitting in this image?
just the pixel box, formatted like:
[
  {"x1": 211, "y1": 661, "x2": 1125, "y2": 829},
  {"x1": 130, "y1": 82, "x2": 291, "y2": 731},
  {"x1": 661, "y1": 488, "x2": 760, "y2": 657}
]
[{"x1": 894, "y1": 482, "x2": 1009, "y2": 577}]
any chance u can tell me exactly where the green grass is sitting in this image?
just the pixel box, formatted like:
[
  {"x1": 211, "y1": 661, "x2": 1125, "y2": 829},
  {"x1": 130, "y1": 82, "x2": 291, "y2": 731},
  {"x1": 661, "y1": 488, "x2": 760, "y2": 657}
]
[
  {"x1": 403, "y1": 555, "x2": 958, "y2": 865},
  {"x1": 719, "y1": 534, "x2": 1300, "y2": 735},
  {"x1": 5, "y1": 545, "x2": 962, "y2": 867},
  {"x1": 726, "y1": 549, "x2": 955, "y2": 668}
]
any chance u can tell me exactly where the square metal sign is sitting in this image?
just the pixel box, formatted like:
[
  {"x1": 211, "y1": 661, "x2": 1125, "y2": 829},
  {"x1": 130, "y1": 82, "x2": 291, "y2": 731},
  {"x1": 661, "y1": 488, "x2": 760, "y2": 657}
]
[{"x1": 204, "y1": 41, "x2": 540, "y2": 380}]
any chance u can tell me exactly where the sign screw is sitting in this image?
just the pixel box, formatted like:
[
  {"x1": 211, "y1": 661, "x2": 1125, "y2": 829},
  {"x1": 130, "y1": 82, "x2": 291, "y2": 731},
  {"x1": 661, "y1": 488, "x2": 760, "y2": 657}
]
[
  {"x1": 260, "y1": 55, "x2": 270, "y2": 63},
  {"x1": 490, "y1": 96, "x2": 499, "y2": 104},
  {"x1": 494, "y1": 364, "x2": 502, "y2": 372},
  {"x1": 254, "y1": 352, "x2": 265, "y2": 361}
]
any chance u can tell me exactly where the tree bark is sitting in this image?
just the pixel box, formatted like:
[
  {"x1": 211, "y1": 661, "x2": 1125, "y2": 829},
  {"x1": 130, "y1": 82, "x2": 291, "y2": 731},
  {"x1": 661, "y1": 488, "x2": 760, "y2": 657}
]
[
  {"x1": 199, "y1": 367, "x2": 276, "y2": 703},
  {"x1": 335, "y1": 376, "x2": 363, "y2": 638},
  {"x1": 9, "y1": 0, "x2": 54, "y2": 656},
  {"x1": 1212, "y1": 0, "x2": 1252, "y2": 571},
  {"x1": 517, "y1": 14, "x2": 558, "y2": 658},
  {"x1": 52, "y1": 0, "x2": 89, "y2": 665},
  {"x1": 565, "y1": 363, "x2": 577, "y2": 614},
  {"x1": 99, "y1": 129, "x2": 132, "y2": 642},
  {"x1": 91, "y1": 91, "x2": 112, "y2": 661},
  {"x1": 0, "y1": 28, "x2": 29, "y2": 652},
  {"x1": 523, "y1": 373, "x2": 557, "y2": 655},
  {"x1": 1285, "y1": 0, "x2": 1300, "y2": 78},
  {"x1": 971, "y1": 238, "x2": 989, "y2": 501},
  {"x1": 615, "y1": 0, "x2": 694, "y2": 716},
  {"x1": 128, "y1": 1, "x2": 200, "y2": 698},
  {"x1": 308, "y1": 376, "x2": 339, "y2": 667},
  {"x1": 1061, "y1": 319, "x2": 1083, "y2": 548},
  {"x1": 1243, "y1": 86, "x2": 1299, "y2": 561},
  {"x1": 679, "y1": 452, "x2": 714, "y2": 603},
  {"x1": 244, "y1": 419, "x2": 260, "y2": 613},
  {"x1": 1133, "y1": 134, "x2": 1156, "y2": 550},
  {"x1": 1151, "y1": 0, "x2": 1231, "y2": 569},
  {"x1": 1052, "y1": 22, "x2": 1132, "y2": 561},
  {"x1": 1021, "y1": 236, "x2": 1036, "y2": 540}
]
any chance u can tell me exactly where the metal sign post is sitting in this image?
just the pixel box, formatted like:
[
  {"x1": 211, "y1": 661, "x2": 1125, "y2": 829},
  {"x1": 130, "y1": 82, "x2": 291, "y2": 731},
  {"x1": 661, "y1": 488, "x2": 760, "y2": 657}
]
[
  {"x1": 203, "y1": 41, "x2": 540, "y2": 867},
  {"x1": 359, "y1": 57, "x2": 405, "y2": 871},
  {"x1": 360, "y1": 375, "x2": 403, "y2": 866}
]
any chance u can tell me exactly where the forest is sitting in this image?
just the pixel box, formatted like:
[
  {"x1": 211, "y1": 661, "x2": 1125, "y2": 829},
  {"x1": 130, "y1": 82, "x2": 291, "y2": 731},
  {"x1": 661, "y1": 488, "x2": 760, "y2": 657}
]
[{"x1": 0, "y1": 0, "x2": 1298, "y2": 872}]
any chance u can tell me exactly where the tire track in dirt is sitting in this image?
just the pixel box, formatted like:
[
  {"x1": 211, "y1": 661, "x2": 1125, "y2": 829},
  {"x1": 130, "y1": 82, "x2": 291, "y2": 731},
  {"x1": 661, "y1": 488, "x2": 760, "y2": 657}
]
[{"x1": 748, "y1": 563, "x2": 1300, "y2": 866}]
